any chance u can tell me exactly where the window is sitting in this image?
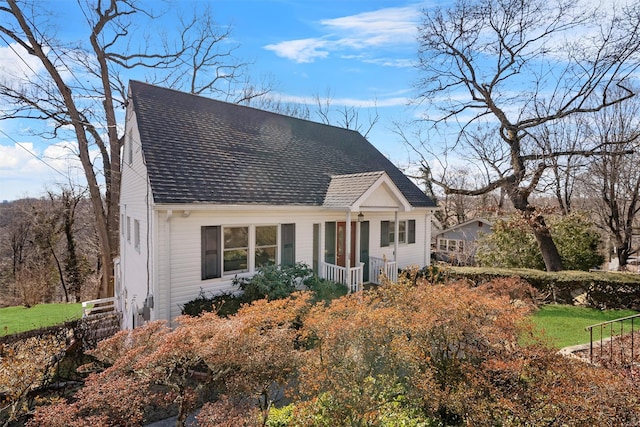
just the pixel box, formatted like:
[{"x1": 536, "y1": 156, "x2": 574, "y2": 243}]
[
  {"x1": 224, "y1": 226, "x2": 249, "y2": 274},
  {"x1": 121, "y1": 214, "x2": 125, "y2": 237},
  {"x1": 127, "y1": 131, "x2": 133, "y2": 165},
  {"x1": 438, "y1": 238, "x2": 465, "y2": 253},
  {"x1": 398, "y1": 221, "x2": 406, "y2": 244},
  {"x1": 202, "y1": 224, "x2": 296, "y2": 280},
  {"x1": 134, "y1": 219, "x2": 140, "y2": 251},
  {"x1": 126, "y1": 216, "x2": 131, "y2": 243},
  {"x1": 381, "y1": 219, "x2": 416, "y2": 247},
  {"x1": 255, "y1": 225, "x2": 277, "y2": 267}
]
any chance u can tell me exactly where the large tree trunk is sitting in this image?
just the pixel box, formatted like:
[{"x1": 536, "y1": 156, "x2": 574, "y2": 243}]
[
  {"x1": 530, "y1": 214, "x2": 563, "y2": 271},
  {"x1": 508, "y1": 185, "x2": 564, "y2": 272},
  {"x1": 6, "y1": 0, "x2": 117, "y2": 300}
]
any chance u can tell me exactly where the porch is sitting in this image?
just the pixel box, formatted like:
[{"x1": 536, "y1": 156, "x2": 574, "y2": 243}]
[
  {"x1": 320, "y1": 256, "x2": 398, "y2": 293},
  {"x1": 316, "y1": 170, "x2": 412, "y2": 290}
]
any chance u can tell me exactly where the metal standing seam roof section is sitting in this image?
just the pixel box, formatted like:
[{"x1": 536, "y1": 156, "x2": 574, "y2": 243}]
[{"x1": 128, "y1": 80, "x2": 437, "y2": 208}]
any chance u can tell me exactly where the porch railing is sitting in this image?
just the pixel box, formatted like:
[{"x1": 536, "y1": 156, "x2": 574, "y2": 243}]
[
  {"x1": 82, "y1": 297, "x2": 118, "y2": 318},
  {"x1": 369, "y1": 256, "x2": 398, "y2": 284},
  {"x1": 585, "y1": 313, "x2": 640, "y2": 365},
  {"x1": 322, "y1": 262, "x2": 364, "y2": 293}
]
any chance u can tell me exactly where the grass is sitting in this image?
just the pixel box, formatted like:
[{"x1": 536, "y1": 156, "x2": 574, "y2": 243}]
[
  {"x1": 0, "y1": 303, "x2": 84, "y2": 336},
  {"x1": 530, "y1": 304, "x2": 639, "y2": 349}
]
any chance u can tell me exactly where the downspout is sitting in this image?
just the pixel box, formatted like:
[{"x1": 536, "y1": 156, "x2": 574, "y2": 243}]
[
  {"x1": 345, "y1": 211, "x2": 351, "y2": 292},
  {"x1": 319, "y1": 221, "x2": 325, "y2": 279},
  {"x1": 394, "y1": 210, "x2": 399, "y2": 263},
  {"x1": 166, "y1": 210, "x2": 173, "y2": 327},
  {"x1": 122, "y1": 203, "x2": 127, "y2": 326},
  {"x1": 425, "y1": 211, "x2": 432, "y2": 267}
]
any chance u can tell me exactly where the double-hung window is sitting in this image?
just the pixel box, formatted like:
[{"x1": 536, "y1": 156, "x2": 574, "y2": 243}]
[
  {"x1": 202, "y1": 223, "x2": 295, "y2": 280},
  {"x1": 381, "y1": 219, "x2": 416, "y2": 247},
  {"x1": 223, "y1": 226, "x2": 249, "y2": 274},
  {"x1": 255, "y1": 225, "x2": 277, "y2": 267}
]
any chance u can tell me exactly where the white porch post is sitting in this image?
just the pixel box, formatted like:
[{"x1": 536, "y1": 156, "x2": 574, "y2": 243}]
[
  {"x1": 345, "y1": 211, "x2": 352, "y2": 276},
  {"x1": 394, "y1": 210, "x2": 399, "y2": 263},
  {"x1": 319, "y1": 221, "x2": 325, "y2": 279},
  {"x1": 355, "y1": 214, "x2": 361, "y2": 266}
]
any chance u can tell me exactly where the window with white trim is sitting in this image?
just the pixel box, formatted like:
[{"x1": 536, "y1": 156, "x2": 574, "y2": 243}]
[
  {"x1": 134, "y1": 219, "x2": 140, "y2": 251},
  {"x1": 437, "y1": 238, "x2": 465, "y2": 253},
  {"x1": 255, "y1": 225, "x2": 277, "y2": 267},
  {"x1": 202, "y1": 224, "x2": 295, "y2": 280},
  {"x1": 223, "y1": 226, "x2": 249, "y2": 274},
  {"x1": 381, "y1": 219, "x2": 416, "y2": 247}
]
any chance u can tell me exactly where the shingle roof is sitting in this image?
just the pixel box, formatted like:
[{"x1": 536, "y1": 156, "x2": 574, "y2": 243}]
[
  {"x1": 128, "y1": 81, "x2": 436, "y2": 208},
  {"x1": 323, "y1": 171, "x2": 386, "y2": 208}
]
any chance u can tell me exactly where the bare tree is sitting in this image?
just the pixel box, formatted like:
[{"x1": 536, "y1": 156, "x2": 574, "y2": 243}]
[
  {"x1": 580, "y1": 91, "x2": 640, "y2": 270},
  {"x1": 411, "y1": 0, "x2": 640, "y2": 270},
  {"x1": 314, "y1": 90, "x2": 379, "y2": 138},
  {"x1": 0, "y1": 0, "x2": 271, "y2": 298}
]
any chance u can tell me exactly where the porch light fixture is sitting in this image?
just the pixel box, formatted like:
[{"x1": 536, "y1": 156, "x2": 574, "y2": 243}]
[{"x1": 357, "y1": 212, "x2": 364, "y2": 222}]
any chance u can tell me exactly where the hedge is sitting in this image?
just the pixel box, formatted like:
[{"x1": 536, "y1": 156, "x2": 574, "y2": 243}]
[{"x1": 446, "y1": 266, "x2": 640, "y2": 310}]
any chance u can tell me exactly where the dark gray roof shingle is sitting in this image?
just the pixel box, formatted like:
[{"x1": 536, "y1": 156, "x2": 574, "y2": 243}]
[{"x1": 128, "y1": 81, "x2": 436, "y2": 208}]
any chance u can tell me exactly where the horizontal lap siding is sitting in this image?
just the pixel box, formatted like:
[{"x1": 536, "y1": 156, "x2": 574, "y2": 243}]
[
  {"x1": 119, "y1": 113, "x2": 153, "y2": 329},
  {"x1": 365, "y1": 212, "x2": 431, "y2": 269},
  {"x1": 156, "y1": 208, "x2": 433, "y2": 324},
  {"x1": 162, "y1": 210, "x2": 340, "y2": 324}
]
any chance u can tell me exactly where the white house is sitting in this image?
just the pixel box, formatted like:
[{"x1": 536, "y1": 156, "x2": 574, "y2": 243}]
[{"x1": 117, "y1": 81, "x2": 438, "y2": 329}]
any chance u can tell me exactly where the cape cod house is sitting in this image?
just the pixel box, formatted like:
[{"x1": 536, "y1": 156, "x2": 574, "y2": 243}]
[{"x1": 117, "y1": 81, "x2": 437, "y2": 329}]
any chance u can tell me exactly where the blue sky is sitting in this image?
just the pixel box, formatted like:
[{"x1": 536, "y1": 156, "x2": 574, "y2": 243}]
[{"x1": 0, "y1": 0, "x2": 433, "y2": 201}]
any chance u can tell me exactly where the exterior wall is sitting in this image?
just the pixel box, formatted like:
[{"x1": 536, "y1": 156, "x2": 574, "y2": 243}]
[
  {"x1": 440, "y1": 221, "x2": 490, "y2": 241},
  {"x1": 118, "y1": 108, "x2": 153, "y2": 330},
  {"x1": 148, "y1": 207, "x2": 433, "y2": 326},
  {"x1": 435, "y1": 220, "x2": 492, "y2": 265}
]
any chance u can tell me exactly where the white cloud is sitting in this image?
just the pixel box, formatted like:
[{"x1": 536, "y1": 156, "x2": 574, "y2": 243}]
[
  {"x1": 0, "y1": 142, "x2": 36, "y2": 169},
  {"x1": 264, "y1": 38, "x2": 330, "y2": 63},
  {"x1": 321, "y1": 6, "x2": 420, "y2": 47},
  {"x1": 0, "y1": 140, "x2": 88, "y2": 201},
  {"x1": 263, "y1": 5, "x2": 422, "y2": 64},
  {"x1": 0, "y1": 43, "x2": 45, "y2": 83}
]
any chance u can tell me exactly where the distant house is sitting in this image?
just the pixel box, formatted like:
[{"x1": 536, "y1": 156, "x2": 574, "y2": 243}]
[
  {"x1": 117, "y1": 81, "x2": 438, "y2": 329},
  {"x1": 434, "y1": 218, "x2": 493, "y2": 265}
]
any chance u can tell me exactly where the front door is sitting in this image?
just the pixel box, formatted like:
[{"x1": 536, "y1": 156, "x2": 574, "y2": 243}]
[{"x1": 337, "y1": 222, "x2": 356, "y2": 268}]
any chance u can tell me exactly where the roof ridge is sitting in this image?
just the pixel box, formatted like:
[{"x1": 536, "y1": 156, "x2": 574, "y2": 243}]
[
  {"x1": 330, "y1": 171, "x2": 385, "y2": 179},
  {"x1": 129, "y1": 80, "x2": 363, "y2": 135}
]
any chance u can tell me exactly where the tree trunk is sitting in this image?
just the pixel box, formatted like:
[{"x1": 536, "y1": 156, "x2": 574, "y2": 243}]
[
  {"x1": 507, "y1": 185, "x2": 564, "y2": 272},
  {"x1": 616, "y1": 244, "x2": 631, "y2": 271},
  {"x1": 530, "y1": 215, "x2": 563, "y2": 271}
]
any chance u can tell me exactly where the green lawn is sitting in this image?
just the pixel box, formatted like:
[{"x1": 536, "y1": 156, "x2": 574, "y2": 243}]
[
  {"x1": 530, "y1": 304, "x2": 639, "y2": 349},
  {"x1": 0, "y1": 303, "x2": 84, "y2": 336}
]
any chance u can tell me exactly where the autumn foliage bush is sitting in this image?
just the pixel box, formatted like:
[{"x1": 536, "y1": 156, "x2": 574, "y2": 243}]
[{"x1": 27, "y1": 275, "x2": 640, "y2": 426}]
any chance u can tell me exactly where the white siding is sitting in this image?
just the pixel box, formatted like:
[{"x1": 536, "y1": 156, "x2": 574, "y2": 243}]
[
  {"x1": 119, "y1": 108, "x2": 153, "y2": 330},
  {"x1": 151, "y1": 207, "x2": 433, "y2": 325}
]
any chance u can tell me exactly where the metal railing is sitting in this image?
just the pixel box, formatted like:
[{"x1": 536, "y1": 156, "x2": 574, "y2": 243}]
[
  {"x1": 369, "y1": 257, "x2": 398, "y2": 284},
  {"x1": 585, "y1": 313, "x2": 640, "y2": 364}
]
